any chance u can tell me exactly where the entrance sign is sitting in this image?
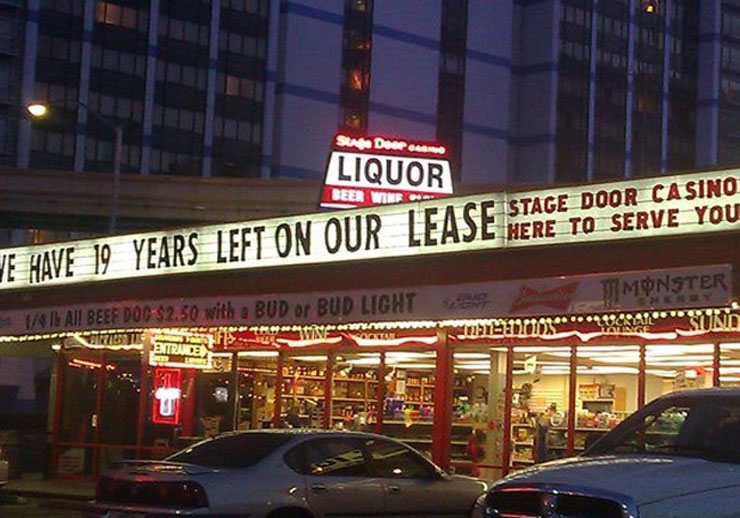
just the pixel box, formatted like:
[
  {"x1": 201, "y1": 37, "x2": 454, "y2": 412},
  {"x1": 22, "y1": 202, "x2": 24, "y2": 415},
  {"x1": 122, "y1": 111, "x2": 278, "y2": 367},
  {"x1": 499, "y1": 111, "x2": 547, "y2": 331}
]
[
  {"x1": 0, "y1": 170, "x2": 739, "y2": 292},
  {"x1": 149, "y1": 331, "x2": 213, "y2": 369},
  {"x1": 0, "y1": 265, "x2": 730, "y2": 336},
  {"x1": 320, "y1": 134, "x2": 454, "y2": 209}
]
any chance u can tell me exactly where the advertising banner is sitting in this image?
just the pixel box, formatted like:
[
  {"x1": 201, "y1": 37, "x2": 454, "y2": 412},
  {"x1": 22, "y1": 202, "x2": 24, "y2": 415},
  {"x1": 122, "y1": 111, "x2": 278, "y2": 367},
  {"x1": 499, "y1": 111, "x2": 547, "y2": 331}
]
[{"x1": 0, "y1": 265, "x2": 729, "y2": 336}]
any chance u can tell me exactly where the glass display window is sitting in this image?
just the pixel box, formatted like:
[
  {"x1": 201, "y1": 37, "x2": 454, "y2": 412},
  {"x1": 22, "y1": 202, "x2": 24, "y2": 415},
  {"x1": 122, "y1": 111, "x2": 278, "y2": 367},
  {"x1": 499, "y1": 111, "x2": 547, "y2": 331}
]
[
  {"x1": 719, "y1": 343, "x2": 740, "y2": 387},
  {"x1": 379, "y1": 350, "x2": 437, "y2": 459},
  {"x1": 235, "y1": 351, "x2": 278, "y2": 430},
  {"x1": 331, "y1": 352, "x2": 379, "y2": 432},
  {"x1": 571, "y1": 345, "x2": 639, "y2": 457},
  {"x1": 645, "y1": 343, "x2": 715, "y2": 400},
  {"x1": 281, "y1": 354, "x2": 329, "y2": 429},
  {"x1": 509, "y1": 346, "x2": 572, "y2": 469},
  {"x1": 450, "y1": 346, "x2": 507, "y2": 480}
]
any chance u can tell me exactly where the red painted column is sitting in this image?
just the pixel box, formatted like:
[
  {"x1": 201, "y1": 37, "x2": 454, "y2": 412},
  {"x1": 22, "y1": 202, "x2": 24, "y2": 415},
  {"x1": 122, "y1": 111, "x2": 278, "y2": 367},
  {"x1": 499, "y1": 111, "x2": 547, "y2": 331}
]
[
  {"x1": 50, "y1": 349, "x2": 66, "y2": 477},
  {"x1": 638, "y1": 343, "x2": 646, "y2": 408},
  {"x1": 566, "y1": 344, "x2": 577, "y2": 456},
  {"x1": 272, "y1": 352, "x2": 285, "y2": 428},
  {"x1": 181, "y1": 369, "x2": 196, "y2": 436},
  {"x1": 502, "y1": 345, "x2": 513, "y2": 476},
  {"x1": 136, "y1": 333, "x2": 151, "y2": 458},
  {"x1": 714, "y1": 342, "x2": 721, "y2": 387},
  {"x1": 375, "y1": 352, "x2": 385, "y2": 434},
  {"x1": 432, "y1": 329, "x2": 452, "y2": 469},
  {"x1": 323, "y1": 354, "x2": 334, "y2": 429},
  {"x1": 92, "y1": 353, "x2": 106, "y2": 477}
]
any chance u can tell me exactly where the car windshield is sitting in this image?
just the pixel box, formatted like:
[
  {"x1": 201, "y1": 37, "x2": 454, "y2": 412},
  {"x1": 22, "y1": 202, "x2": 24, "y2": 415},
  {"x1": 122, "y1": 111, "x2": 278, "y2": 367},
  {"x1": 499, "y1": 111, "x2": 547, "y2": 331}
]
[
  {"x1": 167, "y1": 433, "x2": 294, "y2": 468},
  {"x1": 584, "y1": 396, "x2": 740, "y2": 464}
]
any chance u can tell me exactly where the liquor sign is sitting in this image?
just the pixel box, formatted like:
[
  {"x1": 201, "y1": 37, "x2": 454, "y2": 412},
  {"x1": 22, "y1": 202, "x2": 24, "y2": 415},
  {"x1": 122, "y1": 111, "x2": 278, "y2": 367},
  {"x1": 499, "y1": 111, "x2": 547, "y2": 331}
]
[
  {"x1": 149, "y1": 331, "x2": 213, "y2": 369},
  {"x1": 152, "y1": 367, "x2": 182, "y2": 425},
  {"x1": 0, "y1": 170, "x2": 739, "y2": 293},
  {"x1": 320, "y1": 134, "x2": 454, "y2": 209}
]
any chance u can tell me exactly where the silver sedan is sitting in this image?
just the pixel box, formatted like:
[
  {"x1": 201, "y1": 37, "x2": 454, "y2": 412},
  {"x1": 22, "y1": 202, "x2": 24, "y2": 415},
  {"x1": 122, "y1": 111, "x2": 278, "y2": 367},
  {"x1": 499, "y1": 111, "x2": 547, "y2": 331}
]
[{"x1": 88, "y1": 429, "x2": 488, "y2": 517}]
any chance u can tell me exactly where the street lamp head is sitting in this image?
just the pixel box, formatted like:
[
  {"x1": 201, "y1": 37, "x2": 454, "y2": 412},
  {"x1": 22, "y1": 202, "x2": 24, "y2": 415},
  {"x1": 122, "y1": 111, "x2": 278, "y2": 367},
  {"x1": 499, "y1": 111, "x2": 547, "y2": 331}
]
[{"x1": 26, "y1": 103, "x2": 49, "y2": 118}]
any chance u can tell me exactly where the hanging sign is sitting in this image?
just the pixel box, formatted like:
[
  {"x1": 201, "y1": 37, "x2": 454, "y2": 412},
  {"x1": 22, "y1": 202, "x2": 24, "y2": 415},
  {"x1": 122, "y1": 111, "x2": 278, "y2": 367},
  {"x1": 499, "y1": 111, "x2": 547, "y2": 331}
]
[
  {"x1": 149, "y1": 331, "x2": 213, "y2": 369},
  {"x1": 320, "y1": 133, "x2": 454, "y2": 209}
]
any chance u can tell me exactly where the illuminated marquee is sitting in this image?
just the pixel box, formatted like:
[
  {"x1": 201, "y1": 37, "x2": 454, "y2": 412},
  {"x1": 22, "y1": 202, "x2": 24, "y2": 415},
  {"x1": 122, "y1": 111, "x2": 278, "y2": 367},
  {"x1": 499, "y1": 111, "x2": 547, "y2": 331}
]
[
  {"x1": 320, "y1": 134, "x2": 455, "y2": 209},
  {"x1": 0, "y1": 169, "x2": 738, "y2": 292}
]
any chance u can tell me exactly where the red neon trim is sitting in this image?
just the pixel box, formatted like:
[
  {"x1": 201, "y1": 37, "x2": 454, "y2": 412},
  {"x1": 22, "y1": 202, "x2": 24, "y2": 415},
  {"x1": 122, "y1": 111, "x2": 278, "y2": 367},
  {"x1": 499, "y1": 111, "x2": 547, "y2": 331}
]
[{"x1": 151, "y1": 367, "x2": 182, "y2": 425}]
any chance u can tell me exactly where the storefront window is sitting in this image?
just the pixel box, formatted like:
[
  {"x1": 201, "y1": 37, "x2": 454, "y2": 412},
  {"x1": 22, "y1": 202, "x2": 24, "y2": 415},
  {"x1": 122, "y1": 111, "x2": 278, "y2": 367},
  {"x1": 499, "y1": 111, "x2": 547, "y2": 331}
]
[
  {"x1": 98, "y1": 353, "x2": 141, "y2": 469},
  {"x1": 509, "y1": 346, "x2": 571, "y2": 469},
  {"x1": 57, "y1": 349, "x2": 101, "y2": 477},
  {"x1": 236, "y1": 351, "x2": 278, "y2": 430},
  {"x1": 379, "y1": 350, "x2": 437, "y2": 458},
  {"x1": 451, "y1": 347, "x2": 506, "y2": 480},
  {"x1": 573, "y1": 345, "x2": 639, "y2": 455},
  {"x1": 331, "y1": 352, "x2": 379, "y2": 431},
  {"x1": 645, "y1": 344, "x2": 714, "y2": 400},
  {"x1": 281, "y1": 354, "x2": 328, "y2": 428},
  {"x1": 719, "y1": 343, "x2": 740, "y2": 387}
]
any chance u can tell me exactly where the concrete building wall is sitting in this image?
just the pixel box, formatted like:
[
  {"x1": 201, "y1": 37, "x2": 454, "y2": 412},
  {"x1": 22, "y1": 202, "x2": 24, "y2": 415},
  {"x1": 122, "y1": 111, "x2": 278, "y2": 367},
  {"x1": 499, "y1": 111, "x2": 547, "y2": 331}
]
[
  {"x1": 368, "y1": 1, "x2": 441, "y2": 140},
  {"x1": 461, "y1": 0, "x2": 512, "y2": 184}
]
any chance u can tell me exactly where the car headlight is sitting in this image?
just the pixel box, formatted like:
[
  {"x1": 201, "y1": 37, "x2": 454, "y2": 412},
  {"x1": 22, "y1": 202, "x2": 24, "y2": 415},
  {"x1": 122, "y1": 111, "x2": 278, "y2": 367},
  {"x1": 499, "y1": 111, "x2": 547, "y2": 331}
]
[{"x1": 471, "y1": 493, "x2": 487, "y2": 518}]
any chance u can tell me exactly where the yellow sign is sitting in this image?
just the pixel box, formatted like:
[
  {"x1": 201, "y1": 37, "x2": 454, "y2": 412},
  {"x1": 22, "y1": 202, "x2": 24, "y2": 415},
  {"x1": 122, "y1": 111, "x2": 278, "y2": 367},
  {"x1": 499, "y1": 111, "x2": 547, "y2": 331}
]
[{"x1": 149, "y1": 331, "x2": 213, "y2": 369}]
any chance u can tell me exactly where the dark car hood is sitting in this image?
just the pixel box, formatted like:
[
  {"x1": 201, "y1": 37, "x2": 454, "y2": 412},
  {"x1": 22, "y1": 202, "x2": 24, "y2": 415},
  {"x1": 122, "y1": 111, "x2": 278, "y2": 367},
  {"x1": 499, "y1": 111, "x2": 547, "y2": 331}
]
[{"x1": 496, "y1": 455, "x2": 740, "y2": 505}]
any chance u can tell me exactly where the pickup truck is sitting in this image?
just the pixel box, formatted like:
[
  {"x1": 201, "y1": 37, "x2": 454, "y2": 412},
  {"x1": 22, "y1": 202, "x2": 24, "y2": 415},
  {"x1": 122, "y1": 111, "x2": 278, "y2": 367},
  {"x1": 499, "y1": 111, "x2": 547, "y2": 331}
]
[{"x1": 474, "y1": 388, "x2": 740, "y2": 518}]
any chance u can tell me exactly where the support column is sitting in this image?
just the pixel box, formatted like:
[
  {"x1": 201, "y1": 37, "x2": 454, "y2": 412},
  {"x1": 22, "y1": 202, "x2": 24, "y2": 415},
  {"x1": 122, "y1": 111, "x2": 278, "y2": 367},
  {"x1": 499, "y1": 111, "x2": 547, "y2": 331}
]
[
  {"x1": 566, "y1": 344, "x2": 577, "y2": 456},
  {"x1": 230, "y1": 352, "x2": 239, "y2": 430},
  {"x1": 375, "y1": 352, "x2": 385, "y2": 434},
  {"x1": 323, "y1": 354, "x2": 334, "y2": 429},
  {"x1": 501, "y1": 345, "x2": 513, "y2": 476},
  {"x1": 272, "y1": 352, "x2": 285, "y2": 428},
  {"x1": 638, "y1": 342, "x2": 646, "y2": 408},
  {"x1": 49, "y1": 349, "x2": 66, "y2": 477},
  {"x1": 432, "y1": 329, "x2": 452, "y2": 469},
  {"x1": 714, "y1": 342, "x2": 721, "y2": 387}
]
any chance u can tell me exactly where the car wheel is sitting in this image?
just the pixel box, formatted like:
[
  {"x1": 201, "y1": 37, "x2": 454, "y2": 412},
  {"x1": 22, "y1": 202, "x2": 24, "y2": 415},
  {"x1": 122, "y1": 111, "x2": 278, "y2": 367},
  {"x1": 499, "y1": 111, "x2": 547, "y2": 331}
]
[{"x1": 267, "y1": 507, "x2": 314, "y2": 518}]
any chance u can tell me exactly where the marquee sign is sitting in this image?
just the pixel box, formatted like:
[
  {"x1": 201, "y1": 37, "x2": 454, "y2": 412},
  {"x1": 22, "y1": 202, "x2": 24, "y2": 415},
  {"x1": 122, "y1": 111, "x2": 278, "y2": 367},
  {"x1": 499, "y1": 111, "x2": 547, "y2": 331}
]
[
  {"x1": 0, "y1": 169, "x2": 739, "y2": 292},
  {"x1": 320, "y1": 134, "x2": 454, "y2": 209}
]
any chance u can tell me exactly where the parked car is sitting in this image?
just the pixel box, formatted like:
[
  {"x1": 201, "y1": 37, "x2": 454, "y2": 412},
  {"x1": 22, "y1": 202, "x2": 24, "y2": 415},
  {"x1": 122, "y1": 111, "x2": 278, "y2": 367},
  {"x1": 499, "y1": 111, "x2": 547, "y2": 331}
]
[
  {"x1": 88, "y1": 429, "x2": 488, "y2": 517},
  {"x1": 474, "y1": 388, "x2": 740, "y2": 518}
]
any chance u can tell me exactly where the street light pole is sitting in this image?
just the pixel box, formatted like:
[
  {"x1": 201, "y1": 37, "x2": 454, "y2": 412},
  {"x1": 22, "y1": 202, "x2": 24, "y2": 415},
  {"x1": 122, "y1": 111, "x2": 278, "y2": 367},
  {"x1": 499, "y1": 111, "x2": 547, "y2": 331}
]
[{"x1": 26, "y1": 101, "x2": 124, "y2": 234}]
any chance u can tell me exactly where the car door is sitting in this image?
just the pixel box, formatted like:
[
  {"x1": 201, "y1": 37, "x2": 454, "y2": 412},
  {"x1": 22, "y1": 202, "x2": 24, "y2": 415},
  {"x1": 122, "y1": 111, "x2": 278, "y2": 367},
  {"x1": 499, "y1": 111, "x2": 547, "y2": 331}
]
[
  {"x1": 290, "y1": 437, "x2": 385, "y2": 518},
  {"x1": 363, "y1": 437, "x2": 470, "y2": 518}
]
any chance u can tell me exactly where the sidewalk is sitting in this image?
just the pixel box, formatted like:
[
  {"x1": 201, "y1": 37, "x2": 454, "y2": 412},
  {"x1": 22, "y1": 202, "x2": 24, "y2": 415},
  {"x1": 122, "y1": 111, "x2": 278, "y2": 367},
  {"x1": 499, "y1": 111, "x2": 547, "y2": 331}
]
[{"x1": 1, "y1": 475, "x2": 95, "y2": 503}]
